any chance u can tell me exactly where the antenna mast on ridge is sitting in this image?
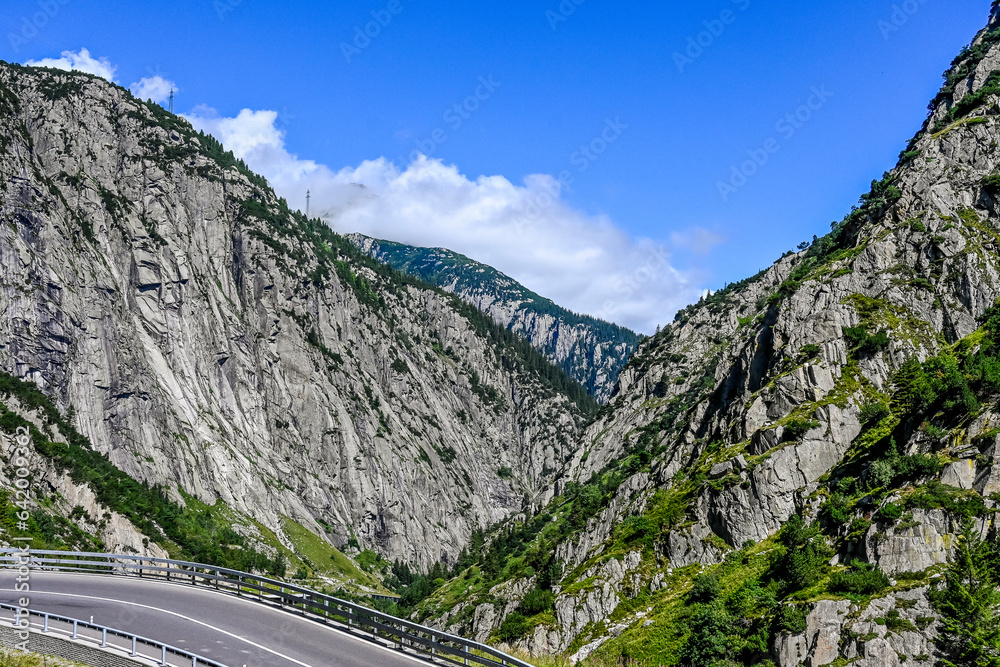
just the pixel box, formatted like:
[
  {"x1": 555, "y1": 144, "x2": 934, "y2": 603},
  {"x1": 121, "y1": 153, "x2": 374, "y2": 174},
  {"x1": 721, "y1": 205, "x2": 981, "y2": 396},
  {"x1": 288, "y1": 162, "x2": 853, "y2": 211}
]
[
  {"x1": 306, "y1": 190, "x2": 311, "y2": 218},
  {"x1": 168, "y1": 89, "x2": 175, "y2": 114}
]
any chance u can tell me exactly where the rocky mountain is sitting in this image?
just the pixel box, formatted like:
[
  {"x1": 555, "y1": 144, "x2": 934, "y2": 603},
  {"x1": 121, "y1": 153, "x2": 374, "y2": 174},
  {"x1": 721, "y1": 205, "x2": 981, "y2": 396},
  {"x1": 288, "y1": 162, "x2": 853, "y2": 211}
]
[
  {"x1": 5, "y1": 4, "x2": 1000, "y2": 664},
  {"x1": 404, "y1": 7, "x2": 1000, "y2": 666},
  {"x1": 0, "y1": 61, "x2": 596, "y2": 575},
  {"x1": 348, "y1": 234, "x2": 640, "y2": 404}
]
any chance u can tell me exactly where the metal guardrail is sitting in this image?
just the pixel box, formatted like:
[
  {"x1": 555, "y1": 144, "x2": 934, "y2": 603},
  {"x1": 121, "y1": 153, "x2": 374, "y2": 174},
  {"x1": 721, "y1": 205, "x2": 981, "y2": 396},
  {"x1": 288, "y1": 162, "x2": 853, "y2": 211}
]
[
  {"x1": 0, "y1": 601, "x2": 224, "y2": 667},
  {"x1": 0, "y1": 550, "x2": 535, "y2": 667}
]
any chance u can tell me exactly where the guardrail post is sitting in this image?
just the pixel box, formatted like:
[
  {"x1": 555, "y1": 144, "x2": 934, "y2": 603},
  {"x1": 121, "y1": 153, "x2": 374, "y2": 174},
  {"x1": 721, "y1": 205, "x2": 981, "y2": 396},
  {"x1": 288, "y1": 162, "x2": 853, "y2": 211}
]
[
  {"x1": 13, "y1": 607, "x2": 19, "y2": 629},
  {"x1": 72, "y1": 620, "x2": 78, "y2": 639},
  {"x1": 131, "y1": 636, "x2": 137, "y2": 656},
  {"x1": 214, "y1": 570, "x2": 219, "y2": 590},
  {"x1": 161, "y1": 644, "x2": 167, "y2": 665},
  {"x1": 464, "y1": 644, "x2": 469, "y2": 666},
  {"x1": 236, "y1": 575, "x2": 242, "y2": 596},
  {"x1": 192, "y1": 656, "x2": 198, "y2": 667},
  {"x1": 101, "y1": 628, "x2": 108, "y2": 647},
  {"x1": 43, "y1": 614, "x2": 48, "y2": 633}
]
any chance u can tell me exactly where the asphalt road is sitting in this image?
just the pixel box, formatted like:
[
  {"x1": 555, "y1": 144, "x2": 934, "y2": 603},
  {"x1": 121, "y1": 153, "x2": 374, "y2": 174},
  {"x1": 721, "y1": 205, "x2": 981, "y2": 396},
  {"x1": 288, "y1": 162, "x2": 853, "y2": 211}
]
[{"x1": 0, "y1": 571, "x2": 430, "y2": 667}]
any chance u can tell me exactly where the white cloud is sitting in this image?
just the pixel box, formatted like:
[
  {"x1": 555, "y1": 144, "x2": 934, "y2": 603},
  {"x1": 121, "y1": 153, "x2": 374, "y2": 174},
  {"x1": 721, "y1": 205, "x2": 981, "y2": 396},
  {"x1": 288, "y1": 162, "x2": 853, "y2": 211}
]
[
  {"x1": 671, "y1": 227, "x2": 726, "y2": 257},
  {"x1": 187, "y1": 107, "x2": 705, "y2": 333},
  {"x1": 25, "y1": 48, "x2": 117, "y2": 82},
  {"x1": 130, "y1": 76, "x2": 177, "y2": 104}
]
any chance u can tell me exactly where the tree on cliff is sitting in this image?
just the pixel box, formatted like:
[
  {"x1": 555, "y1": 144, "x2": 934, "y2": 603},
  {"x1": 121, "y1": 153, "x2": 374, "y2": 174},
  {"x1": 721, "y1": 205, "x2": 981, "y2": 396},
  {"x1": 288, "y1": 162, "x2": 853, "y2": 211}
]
[{"x1": 930, "y1": 517, "x2": 1000, "y2": 667}]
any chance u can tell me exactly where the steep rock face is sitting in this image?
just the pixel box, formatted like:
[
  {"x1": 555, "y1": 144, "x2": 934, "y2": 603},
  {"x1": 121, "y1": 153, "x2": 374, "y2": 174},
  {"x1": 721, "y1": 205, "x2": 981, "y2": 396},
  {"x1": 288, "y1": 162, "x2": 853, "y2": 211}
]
[
  {"x1": 0, "y1": 394, "x2": 166, "y2": 557},
  {"x1": 417, "y1": 7, "x2": 1000, "y2": 664},
  {"x1": 0, "y1": 63, "x2": 589, "y2": 568},
  {"x1": 348, "y1": 235, "x2": 640, "y2": 403}
]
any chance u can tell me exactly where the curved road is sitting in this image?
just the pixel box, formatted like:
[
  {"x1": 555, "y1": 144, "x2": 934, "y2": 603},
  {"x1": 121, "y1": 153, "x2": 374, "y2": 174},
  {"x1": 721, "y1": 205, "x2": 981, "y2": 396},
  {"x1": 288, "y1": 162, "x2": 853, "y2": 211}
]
[{"x1": 0, "y1": 571, "x2": 429, "y2": 666}]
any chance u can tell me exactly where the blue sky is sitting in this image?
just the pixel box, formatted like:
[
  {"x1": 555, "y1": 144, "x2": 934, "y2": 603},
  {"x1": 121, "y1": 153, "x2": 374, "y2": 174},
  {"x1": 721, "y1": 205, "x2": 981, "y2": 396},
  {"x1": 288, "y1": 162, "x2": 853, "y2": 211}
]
[{"x1": 0, "y1": 0, "x2": 993, "y2": 332}]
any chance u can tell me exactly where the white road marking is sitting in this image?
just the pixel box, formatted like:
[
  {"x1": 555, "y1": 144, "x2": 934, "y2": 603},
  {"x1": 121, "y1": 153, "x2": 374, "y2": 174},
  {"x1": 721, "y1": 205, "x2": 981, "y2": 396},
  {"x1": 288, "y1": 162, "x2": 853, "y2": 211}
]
[
  {"x1": 16, "y1": 575, "x2": 432, "y2": 666},
  {"x1": 19, "y1": 590, "x2": 314, "y2": 667}
]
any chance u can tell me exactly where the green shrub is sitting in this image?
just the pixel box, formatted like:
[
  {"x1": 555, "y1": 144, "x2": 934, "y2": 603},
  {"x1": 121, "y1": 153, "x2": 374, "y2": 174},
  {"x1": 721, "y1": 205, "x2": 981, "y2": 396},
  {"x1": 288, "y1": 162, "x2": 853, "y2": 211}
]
[
  {"x1": 773, "y1": 515, "x2": 832, "y2": 593},
  {"x1": 860, "y1": 401, "x2": 891, "y2": 425},
  {"x1": 775, "y1": 605, "x2": 809, "y2": 634},
  {"x1": 519, "y1": 589, "x2": 555, "y2": 616},
  {"x1": 829, "y1": 562, "x2": 891, "y2": 596},
  {"x1": 880, "y1": 609, "x2": 919, "y2": 634},
  {"x1": 689, "y1": 574, "x2": 721, "y2": 604},
  {"x1": 784, "y1": 418, "x2": 820, "y2": 441},
  {"x1": 847, "y1": 518, "x2": 873, "y2": 542},
  {"x1": 934, "y1": 70, "x2": 1000, "y2": 130},
  {"x1": 725, "y1": 579, "x2": 777, "y2": 619},
  {"x1": 878, "y1": 502, "x2": 904, "y2": 522},
  {"x1": 897, "y1": 453, "x2": 943, "y2": 479},
  {"x1": 619, "y1": 515, "x2": 653, "y2": 543},
  {"x1": 681, "y1": 603, "x2": 734, "y2": 667},
  {"x1": 908, "y1": 482, "x2": 988, "y2": 518},
  {"x1": 925, "y1": 423, "x2": 948, "y2": 439},
  {"x1": 844, "y1": 326, "x2": 891, "y2": 356},
  {"x1": 982, "y1": 173, "x2": 1000, "y2": 197},
  {"x1": 498, "y1": 612, "x2": 529, "y2": 642},
  {"x1": 799, "y1": 344, "x2": 821, "y2": 361},
  {"x1": 437, "y1": 446, "x2": 458, "y2": 464},
  {"x1": 867, "y1": 459, "x2": 896, "y2": 490},
  {"x1": 821, "y1": 493, "x2": 852, "y2": 525}
]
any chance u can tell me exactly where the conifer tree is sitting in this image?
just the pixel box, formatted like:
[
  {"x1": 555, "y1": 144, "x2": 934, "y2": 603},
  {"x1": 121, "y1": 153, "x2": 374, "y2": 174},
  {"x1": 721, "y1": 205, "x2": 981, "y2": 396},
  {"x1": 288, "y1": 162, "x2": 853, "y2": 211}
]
[{"x1": 930, "y1": 518, "x2": 1000, "y2": 667}]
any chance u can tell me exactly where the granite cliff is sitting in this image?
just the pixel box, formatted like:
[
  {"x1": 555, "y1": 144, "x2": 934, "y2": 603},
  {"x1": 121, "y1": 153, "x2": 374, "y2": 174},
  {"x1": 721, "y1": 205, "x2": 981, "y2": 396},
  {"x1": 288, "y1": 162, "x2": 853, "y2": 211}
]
[
  {"x1": 0, "y1": 61, "x2": 593, "y2": 573},
  {"x1": 348, "y1": 234, "x2": 640, "y2": 404}
]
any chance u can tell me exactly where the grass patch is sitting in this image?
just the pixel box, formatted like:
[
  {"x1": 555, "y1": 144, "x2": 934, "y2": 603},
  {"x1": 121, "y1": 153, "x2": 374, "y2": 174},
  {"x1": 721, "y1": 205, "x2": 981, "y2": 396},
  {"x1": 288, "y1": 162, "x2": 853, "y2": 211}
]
[{"x1": 280, "y1": 517, "x2": 388, "y2": 592}]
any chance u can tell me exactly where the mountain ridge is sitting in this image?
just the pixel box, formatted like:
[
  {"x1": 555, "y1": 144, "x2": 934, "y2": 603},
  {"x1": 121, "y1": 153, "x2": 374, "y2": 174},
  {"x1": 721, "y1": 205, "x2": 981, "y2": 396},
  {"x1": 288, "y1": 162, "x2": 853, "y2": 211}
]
[{"x1": 347, "y1": 233, "x2": 641, "y2": 404}]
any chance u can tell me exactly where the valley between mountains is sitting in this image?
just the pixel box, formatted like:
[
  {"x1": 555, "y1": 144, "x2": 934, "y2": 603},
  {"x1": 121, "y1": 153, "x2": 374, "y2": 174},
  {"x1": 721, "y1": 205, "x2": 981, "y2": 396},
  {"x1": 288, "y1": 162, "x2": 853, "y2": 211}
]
[{"x1": 3, "y1": 5, "x2": 1000, "y2": 667}]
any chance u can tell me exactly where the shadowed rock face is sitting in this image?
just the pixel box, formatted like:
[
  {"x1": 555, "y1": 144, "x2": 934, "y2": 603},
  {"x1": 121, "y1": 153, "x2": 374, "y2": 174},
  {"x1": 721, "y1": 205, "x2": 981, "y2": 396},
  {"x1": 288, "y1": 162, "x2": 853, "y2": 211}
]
[
  {"x1": 348, "y1": 234, "x2": 641, "y2": 404},
  {"x1": 0, "y1": 62, "x2": 591, "y2": 569}
]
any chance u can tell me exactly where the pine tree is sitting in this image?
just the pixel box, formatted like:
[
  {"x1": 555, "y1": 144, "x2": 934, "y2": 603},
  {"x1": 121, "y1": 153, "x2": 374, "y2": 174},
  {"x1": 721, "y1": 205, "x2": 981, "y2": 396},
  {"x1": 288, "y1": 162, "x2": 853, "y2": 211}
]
[{"x1": 930, "y1": 518, "x2": 1000, "y2": 667}]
